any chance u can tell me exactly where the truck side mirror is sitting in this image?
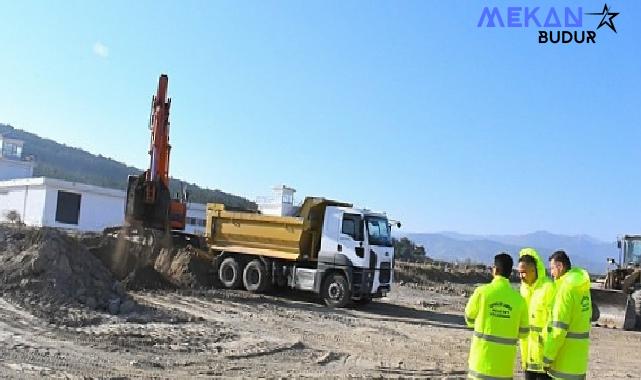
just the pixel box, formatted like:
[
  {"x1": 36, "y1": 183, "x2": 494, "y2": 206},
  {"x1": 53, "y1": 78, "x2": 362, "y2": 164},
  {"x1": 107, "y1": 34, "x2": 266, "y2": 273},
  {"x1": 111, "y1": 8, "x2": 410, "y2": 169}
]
[
  {"x1": 396, "y1": 222, "x2": 401, "y2": 228},
  {"x1": 617, "y1": 240, "x2": 622, "y2": 249}
]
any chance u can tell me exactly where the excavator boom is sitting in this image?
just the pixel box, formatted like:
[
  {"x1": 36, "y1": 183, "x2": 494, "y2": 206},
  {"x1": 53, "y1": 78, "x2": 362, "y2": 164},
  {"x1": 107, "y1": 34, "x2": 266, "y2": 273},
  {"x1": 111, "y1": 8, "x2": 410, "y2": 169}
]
[{"x1": 148, "y1": 74, "x2": 171, "y2": 187}]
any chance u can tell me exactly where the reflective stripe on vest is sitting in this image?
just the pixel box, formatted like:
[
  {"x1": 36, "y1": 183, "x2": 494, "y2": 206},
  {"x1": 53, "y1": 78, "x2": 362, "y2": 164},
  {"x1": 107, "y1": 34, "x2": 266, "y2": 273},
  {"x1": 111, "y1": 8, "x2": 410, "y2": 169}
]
[
  {"x1": 565, "y1": 332, "x2": 589, "y2": 339},
  {"x1": 547, "y1": 369, "x2": 586, "y2": 380},
  {"x1": 551, "y1": 321, "x2": 569, "y2": 330},
  {"x1": 468, "y1": 369, "x2": 513, "y2": 379},
  {"x1": 529, "y1": 326, "x2": 543, "y2": 332},
  {"x1": 526, "y1": 363, "x2": 542, "y2": 371},
  {"x1": 519, "y1": 327, "x2": 530, "y2": 333},
  {"x1": 473, "y1": 332, "x2": 517, "y2": 345}
]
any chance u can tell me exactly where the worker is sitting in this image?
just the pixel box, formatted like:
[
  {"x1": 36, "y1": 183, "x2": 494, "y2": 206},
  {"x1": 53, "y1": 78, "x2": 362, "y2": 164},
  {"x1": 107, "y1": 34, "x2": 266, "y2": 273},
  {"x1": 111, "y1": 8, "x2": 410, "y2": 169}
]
[
  {"x1": 543, "y1": 250, "x2": 592, "y2": 379},
  {"x1": 517, "y1": 249, "x2": 555, "y2": 380},
  {"x1": 465, "y1": 253, "x2": 529, "y2": 379}
]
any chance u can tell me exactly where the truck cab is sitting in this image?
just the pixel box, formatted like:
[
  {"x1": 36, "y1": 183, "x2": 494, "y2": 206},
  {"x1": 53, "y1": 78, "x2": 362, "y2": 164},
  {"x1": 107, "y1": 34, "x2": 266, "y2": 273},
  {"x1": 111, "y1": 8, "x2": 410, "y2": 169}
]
[{"x1": 315, "y1": 207, "x2": 395, "y2": 306}]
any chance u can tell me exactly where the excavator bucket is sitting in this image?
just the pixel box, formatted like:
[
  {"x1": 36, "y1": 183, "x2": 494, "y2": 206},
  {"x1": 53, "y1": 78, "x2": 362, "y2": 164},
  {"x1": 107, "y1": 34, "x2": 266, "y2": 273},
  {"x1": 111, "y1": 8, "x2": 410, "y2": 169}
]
[
  {"x1": 591, "y1": 288, "x2": 637, "y2": 330},
  {"x1": 125, "y1": 174, "x2": 171, "y2": 230}
]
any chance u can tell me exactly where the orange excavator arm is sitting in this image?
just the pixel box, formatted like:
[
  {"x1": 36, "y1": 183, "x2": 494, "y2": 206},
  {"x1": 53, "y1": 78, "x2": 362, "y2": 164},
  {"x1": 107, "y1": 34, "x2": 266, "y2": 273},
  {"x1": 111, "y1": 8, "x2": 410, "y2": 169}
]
[
  {"x1": 147, "y1": 74, "x2": 171, "y2": 189},
  {"x1": 125, "y1": 74, "x2": 186, "y2": 231}
]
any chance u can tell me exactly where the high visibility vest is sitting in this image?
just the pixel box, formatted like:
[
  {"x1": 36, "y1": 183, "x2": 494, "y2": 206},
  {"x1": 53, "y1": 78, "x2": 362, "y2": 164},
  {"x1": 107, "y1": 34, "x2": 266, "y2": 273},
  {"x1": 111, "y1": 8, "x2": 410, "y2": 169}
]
[
  {"x1": 465, "y1": 276, "x2": 529, "y2": 379},
  {"x1": 543, "y1": 268, "x2": 592, "y2": 380},
  {"x1": 518, "y1": 248, "x2": 556, "y2": 373}
]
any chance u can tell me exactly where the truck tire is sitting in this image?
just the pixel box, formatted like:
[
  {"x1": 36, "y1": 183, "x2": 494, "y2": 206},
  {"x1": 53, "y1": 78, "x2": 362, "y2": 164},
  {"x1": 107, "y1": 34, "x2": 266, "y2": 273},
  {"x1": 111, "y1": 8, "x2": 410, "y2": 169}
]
[
  {"x1": 219, "y1": 257, "x2": 243, "y2": 289},
  {"x1": 322, "y1": 273, "x2": 351, "y2": 308},
  {"x1": 243, "y1": 259, "x2": 271, "y2": 293}
]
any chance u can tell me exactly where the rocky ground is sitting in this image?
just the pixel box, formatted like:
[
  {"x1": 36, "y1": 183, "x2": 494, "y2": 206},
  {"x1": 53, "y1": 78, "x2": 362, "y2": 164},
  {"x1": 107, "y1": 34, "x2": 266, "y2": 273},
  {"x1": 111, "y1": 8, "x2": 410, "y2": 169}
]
[
  {"x1": 0, "y1": 226, "x2": 639, "y2": 379},
  {"x1": 0, "y1": 285, "x2": 639, "y2": 378}
]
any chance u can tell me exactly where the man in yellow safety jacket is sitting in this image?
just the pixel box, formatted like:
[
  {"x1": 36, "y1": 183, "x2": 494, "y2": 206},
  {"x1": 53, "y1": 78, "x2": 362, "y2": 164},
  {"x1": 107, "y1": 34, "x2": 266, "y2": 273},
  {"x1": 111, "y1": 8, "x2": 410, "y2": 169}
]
[
  {"x1": 465, "y1": 253, "x2": 529, "y2": 379},
  {"x1": 543, "y1": 250, "x2": 592, "y2": 379},
  {"x1": 517, "y1": 248, "x2": 555, "y2": 380}
]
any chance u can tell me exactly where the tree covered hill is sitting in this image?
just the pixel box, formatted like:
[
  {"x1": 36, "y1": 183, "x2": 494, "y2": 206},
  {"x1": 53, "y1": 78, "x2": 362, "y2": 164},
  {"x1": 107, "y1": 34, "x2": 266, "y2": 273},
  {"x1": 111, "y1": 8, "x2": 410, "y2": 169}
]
[{"x1": 0, "y1": 124, "x2": 256, "y2": 210}]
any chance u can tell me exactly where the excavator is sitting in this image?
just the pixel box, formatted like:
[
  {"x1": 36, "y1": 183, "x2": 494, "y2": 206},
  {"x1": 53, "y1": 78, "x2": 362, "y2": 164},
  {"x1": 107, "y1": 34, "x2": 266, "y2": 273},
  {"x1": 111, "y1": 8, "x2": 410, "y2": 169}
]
[
  {"x1": 98, "y1": 74, "x2": 193, "y2": 279},
  {"x1": 591, "y1": 234, "x2": 641, "y2": 330},
  {"x1": 124, "y1": 74, "x2": 186, "y2": 241}
]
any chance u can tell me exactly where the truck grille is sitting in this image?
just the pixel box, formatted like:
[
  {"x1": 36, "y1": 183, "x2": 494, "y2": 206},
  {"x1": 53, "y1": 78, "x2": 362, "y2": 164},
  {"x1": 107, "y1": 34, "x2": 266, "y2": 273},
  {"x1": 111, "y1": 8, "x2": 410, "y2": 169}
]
[{"x1": 379, "y1": 262, "x2": 391, "y2": 284}]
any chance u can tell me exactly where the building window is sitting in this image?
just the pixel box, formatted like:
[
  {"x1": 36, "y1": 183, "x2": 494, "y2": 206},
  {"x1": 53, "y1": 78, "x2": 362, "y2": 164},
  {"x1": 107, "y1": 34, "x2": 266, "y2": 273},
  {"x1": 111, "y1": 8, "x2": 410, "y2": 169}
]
[
  {"x1": 55, "y1": 191, "x2": 81, "y2": 225},
  {"x1": 187, "y1": 217, "x2": 206, "y2": 227},
  {"x1": 2, "y1": 142, "x2": 22, "y2": 159},
  {"x1": 282, "y1": 193, "x2": 293, "y2": 205}
]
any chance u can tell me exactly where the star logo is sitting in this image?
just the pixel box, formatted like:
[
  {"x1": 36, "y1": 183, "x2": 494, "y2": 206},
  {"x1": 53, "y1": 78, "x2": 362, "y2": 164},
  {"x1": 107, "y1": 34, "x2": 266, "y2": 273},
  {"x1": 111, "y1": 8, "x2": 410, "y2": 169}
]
[{"x1": 586, "y1": 3, "x2": 620, "y2": 33}]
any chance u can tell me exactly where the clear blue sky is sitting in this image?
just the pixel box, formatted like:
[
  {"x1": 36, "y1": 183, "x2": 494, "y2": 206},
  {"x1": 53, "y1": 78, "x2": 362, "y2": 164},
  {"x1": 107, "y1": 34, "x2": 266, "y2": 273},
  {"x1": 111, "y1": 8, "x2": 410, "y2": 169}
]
[{"x1": 1, "y1": 1, "x2": 639, "y2": 240}]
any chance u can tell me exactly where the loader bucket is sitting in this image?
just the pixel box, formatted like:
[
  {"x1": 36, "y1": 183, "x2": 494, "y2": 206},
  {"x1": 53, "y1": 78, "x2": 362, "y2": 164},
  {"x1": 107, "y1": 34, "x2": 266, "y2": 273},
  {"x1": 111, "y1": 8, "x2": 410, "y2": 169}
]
[{"x1": 591, "y1": 288, "x2": 637, "y2": 330}]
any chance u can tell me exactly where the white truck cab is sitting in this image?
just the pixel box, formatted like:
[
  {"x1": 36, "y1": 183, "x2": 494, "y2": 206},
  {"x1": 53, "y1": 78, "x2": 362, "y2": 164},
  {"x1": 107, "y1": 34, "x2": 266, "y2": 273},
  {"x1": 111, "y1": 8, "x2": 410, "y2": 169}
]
[{"x1": 313, "y1": 206, "x2": 395, "y2": 306}]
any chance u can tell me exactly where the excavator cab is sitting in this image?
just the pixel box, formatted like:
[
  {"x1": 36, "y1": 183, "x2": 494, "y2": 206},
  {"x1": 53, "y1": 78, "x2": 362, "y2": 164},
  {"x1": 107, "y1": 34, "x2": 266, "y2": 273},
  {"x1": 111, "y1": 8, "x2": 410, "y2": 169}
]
[{"x1": 592, "y1": 235, "x2": 641, "y2": 330}]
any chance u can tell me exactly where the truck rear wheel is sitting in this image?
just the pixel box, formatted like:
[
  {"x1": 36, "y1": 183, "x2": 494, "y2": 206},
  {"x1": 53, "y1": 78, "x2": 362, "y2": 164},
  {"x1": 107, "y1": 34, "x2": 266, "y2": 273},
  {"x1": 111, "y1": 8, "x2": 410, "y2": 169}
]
[
  {"x1": 219, "y1": 257, "x2": 243, "y2": 289},
  {"x1": 322, "y1": 273, "x2": 351, "y2": 308},
  {"x1": 243, "y1": 259, "x2": 271, "y2": 293}
]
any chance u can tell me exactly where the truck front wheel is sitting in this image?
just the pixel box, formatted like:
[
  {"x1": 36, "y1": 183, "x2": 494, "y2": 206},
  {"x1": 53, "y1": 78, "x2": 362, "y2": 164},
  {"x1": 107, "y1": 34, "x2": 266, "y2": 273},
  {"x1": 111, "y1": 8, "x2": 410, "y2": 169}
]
[
  {"x1": 219, "y1": 257, "x2": 243, "y2": 289},
  {"x1": 243, "y1": 259, "x2": 271, "y2": 293},
  {"x1": 322, "y1": 273, "x2": 351, "y2": 308}
]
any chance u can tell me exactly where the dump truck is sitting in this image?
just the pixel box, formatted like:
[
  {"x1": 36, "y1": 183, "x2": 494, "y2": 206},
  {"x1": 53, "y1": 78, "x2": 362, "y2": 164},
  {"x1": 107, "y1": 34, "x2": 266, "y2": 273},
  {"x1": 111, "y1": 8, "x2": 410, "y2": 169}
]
[
  {"x1": 205, "y1": 197, "x2": 398, "y2": 307},
  {"x1": 591, "y1": 234, "x2": 641, "y2": 329}
]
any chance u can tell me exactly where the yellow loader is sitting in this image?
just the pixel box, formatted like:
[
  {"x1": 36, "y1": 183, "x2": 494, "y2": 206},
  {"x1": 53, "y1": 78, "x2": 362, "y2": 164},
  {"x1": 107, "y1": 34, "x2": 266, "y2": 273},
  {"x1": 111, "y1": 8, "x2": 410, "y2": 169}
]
[{"x1": 591, "y1": 235, "x2": 641, "y2": 330}]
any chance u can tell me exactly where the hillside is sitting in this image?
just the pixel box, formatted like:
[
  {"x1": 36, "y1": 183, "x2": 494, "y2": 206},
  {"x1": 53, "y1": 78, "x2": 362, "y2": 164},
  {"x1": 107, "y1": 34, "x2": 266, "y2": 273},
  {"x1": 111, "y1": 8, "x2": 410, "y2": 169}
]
[
  {"x1": 0, "y1": 124, "x2": 256, "y2": 209},
  {"x1": 404, "y1": 231, "x2": 617, "y2": 274}
]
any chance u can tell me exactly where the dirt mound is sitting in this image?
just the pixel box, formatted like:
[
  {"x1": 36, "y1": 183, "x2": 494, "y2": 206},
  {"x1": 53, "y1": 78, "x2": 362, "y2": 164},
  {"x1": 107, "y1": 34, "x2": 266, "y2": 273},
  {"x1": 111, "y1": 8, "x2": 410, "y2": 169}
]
[
  {"x1": 394, "y1": 261, "x2": 492, "y2": 286},
  {"x1": 154, "y1": 247, "x2": 215, "y2": 288},
  {"x1": 86, "y1": 231, "x2": 215, "y2": 290},
  {"x1": 87, "y1": 233, "x2": 159, "y2": 280},
  {"x1": 122, "y1": 265, "x2": 175, "y2": 290},
  {"x1": 0, "y1": 226, "x2": 134, "y2": 324}
]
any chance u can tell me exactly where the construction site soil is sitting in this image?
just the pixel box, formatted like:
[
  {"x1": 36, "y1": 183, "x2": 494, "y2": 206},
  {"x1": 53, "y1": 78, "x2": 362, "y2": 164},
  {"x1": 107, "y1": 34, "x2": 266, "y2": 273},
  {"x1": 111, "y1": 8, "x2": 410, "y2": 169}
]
[{"x1": 0, "y1": 226, "x2": 639, "y2": 379}]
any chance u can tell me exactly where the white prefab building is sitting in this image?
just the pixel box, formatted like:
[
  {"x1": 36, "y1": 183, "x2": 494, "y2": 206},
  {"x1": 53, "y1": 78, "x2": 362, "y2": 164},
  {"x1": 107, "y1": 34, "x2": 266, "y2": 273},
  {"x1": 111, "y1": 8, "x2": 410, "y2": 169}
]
[
  {"x1": 257, "y1": 185, "x2": 297, "y2": 216},
  {"x1": 0, "y1": 136, "x2": 34, "y2": 180},
  {"x1": 185, "y1": 202, "x2": 207, "y2": 236},
  {"x1": 0, "y1": 177, "x2": 207, "y2": 235},
  {"x1": 0, "y1": 177, "x2": 125, "y2": 231}
]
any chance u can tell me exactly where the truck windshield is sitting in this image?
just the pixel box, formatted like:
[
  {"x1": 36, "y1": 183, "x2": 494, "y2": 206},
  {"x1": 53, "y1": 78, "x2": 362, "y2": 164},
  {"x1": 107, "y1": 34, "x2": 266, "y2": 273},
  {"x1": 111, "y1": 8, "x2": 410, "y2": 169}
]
[
  {"x1": 624, "y1": 239, "x2": 641, "y2": 265},
  {"x1": 366, "y1": 217, "x2": 393, "y2": 247}
]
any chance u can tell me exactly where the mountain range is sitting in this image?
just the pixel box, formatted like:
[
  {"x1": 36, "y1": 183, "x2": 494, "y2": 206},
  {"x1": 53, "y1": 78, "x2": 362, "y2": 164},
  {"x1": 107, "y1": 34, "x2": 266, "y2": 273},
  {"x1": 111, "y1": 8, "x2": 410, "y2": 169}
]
[{"x1": 402, "y1": 230, "x2": 618, "y2": 274}]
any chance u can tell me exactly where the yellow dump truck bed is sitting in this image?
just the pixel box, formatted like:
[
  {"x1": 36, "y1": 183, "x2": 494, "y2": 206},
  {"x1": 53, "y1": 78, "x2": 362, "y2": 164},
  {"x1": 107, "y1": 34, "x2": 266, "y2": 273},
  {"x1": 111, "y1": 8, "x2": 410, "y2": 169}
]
[
  {"x1": 205, "y1": 203, "x2": 304, "y2": 260},
  {"x1": 204, "y1": 198, "x2": 351, "y2": 262}
]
